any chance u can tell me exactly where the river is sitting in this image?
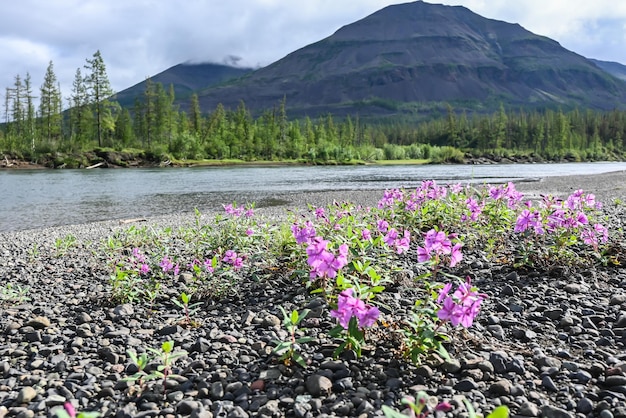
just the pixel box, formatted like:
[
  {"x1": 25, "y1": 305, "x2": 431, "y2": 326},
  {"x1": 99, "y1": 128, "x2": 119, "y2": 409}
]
[{"x1": 1, "y1": 162, "x2": 625, "y2": 232}]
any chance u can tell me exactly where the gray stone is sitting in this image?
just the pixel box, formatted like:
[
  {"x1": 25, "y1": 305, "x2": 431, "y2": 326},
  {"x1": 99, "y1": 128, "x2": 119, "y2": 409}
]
[
  {"x1": 25, "y1": 316, "x2": 50, "y2": 329},
  {"x1": 541, "y1": 405, "x2": 574, "y2": 418},
  {"x1": 576, "y1": 398, "x2": 593, "y2": 414},
  {"x1": 541, "y1": 375, "x2": 558, "y2": 392},
  {"x1": 489, "y1": 379, "x2": 511, "y2": 395},
  {"x1": 305, "y1": 374, "x2": 332, "y2": 397},
  {"x1": 518, "y1": 401, "x2": 539, "y2": 417},
  {"x1": 16, "y1": 387, "x2": 37, "y2": 404}
]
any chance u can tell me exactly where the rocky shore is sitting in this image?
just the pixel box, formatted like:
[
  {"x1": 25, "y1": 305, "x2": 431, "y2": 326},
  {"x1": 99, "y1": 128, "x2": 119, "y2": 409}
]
[{"x1": 1, "y1": 172, "x2": 626, "y2": 418}]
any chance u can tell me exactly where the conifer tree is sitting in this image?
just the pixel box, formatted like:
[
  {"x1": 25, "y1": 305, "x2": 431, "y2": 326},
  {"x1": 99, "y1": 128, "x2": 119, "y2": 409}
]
[
  {"x1": 39, "y1": 61, "x2": 63, "y2": 144},
  {"x1": 84, "y1": 50, "x2": 116, "y2": 147}
]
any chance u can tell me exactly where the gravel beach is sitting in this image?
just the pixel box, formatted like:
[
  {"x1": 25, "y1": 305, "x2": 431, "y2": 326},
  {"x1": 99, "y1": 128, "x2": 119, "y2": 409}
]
[{"x1": 1, "y1": 170, "x2": 626, "y2": 418}]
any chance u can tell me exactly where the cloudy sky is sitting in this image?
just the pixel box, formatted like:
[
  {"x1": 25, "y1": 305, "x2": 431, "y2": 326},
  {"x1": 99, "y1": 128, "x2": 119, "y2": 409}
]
[{"x1": 1, "y1": 0, "x2": 625, "y2": 102}]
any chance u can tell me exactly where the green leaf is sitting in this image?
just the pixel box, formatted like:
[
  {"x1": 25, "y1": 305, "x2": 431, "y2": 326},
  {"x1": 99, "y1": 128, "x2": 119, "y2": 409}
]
[
  {"x1": 161, "y1": 340, "x2": 174, "y2": 353},
  {"x1": 181, "y1": 292, "x2": 190, "y2": 304},
  {"x1": 292, "y1": 352, "x2": 307, "y2": 368},
  {"x1": 290, "y1": 309, "x2": 299, "y2": 324},
  {"x1": 54, "y1": 411, "x2": 71, "y2": 418},
  {"x1": 381, "y1": 405, "x2": 407, "y2": 418},
  {"x1": 463, "y1": 397, "x2": 478, "y2": 418},
  {"x1": 486, "y1": 405, "x2": 510, "y2": 418}
]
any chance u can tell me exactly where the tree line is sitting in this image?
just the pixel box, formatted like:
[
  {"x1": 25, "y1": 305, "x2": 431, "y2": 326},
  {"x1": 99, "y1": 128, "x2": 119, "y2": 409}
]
[{"x1": 2, "y1": 52, "x2": 626, "y2": 164}]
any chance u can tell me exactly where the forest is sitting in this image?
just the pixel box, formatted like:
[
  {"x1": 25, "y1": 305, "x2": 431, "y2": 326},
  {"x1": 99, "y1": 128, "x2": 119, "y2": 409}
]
[{"x1": 2, "y1": 51, "x2": 626, "y2": 167}]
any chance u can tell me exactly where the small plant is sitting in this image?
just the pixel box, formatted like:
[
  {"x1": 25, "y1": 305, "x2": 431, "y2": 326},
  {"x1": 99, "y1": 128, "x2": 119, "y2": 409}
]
[
  {"x1": 171, "y1": 291, "x2": 202, "y2": 327},
  {"x1": 0, "y1": 283, "x2": 30, "y2": 306},
  {"x1": 273, "y1": 307, "x2": 315, "y2": 367},
  {"x1": 381, "y1": 391, "x2": 509, "y2": 418},
  {"x1": 328, "y1": 288, "x2": 379, "y2": 358},
  {"x1": 146, "y1": 340, "x2": 187, "y2": 391},
  {"x1": 125, "y1": 341, "x2": 187, "y2": 396},
  {"x1": 381, "y1": 391, "x2": 451, "y2": 417},
  {"x1": 124, "y1": 349, "x2": 152, "y2": 388},
  {"x1": 54, "y1": 234, "x2": 77, "y2": 257},
  {"x1": 54, "y1": 402, "x2": 100, "y2": 418}
]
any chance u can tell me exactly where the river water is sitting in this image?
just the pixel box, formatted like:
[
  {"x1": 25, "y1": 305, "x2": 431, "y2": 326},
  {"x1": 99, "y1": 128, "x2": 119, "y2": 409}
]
[{"x1": 1, "y1": 162, "x2": 625, "y2": 232}]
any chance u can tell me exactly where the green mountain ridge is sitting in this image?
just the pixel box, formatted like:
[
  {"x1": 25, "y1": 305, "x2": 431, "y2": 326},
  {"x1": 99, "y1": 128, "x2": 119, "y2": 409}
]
[{"x1": 115, "y1": 1, "x2": 626, "y2": 118}]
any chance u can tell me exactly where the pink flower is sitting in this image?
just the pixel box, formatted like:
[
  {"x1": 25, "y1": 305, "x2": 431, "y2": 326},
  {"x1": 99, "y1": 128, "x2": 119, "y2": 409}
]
[
  {"x1": 292, "y1": 221, "x2": 316, "y2": 245},
  {"x1": 314, "y1": 207, "x2": 326, "y2": 219},
  {"x1": 159, "y1": 257, "x2": 174, "y2": 272},
  {"x1": 383, "y1": 228, "x2": 398, "y2": 246},
  {"x1": 377, "y1": 219, "x2": 389, "y2": 233},
  {"x1": 437, "y1": 282, "x2": 453, "y2": 303},
  {"x1": 246, "y1": 228, "x2": 254, "y2": 236},
  {"x1": 417, "y1": 246, "x2": 431, "y2": 263},
  {"x1": 449, "y1": 243, "x2": 463, "y2": 267},
  {"x1": 394, "y1": 230, "x2": 411, "y2": 254},
  {"x1": 437, "y1": 296, "x2": 460, "y2": 325},
  {"x1": 330, "y1": 288, "x2": 379, "y2": 329},
  {"x1": 63, "y1": 402, "x2": 77, "y2": 418}
]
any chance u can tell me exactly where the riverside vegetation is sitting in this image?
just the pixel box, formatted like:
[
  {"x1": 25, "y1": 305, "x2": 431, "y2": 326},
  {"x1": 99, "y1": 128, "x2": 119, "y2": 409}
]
[
  {"x1": 2, "y1": 179, "x2": 624, "y2": 417},
  {"x1": 3, "y1": 52, "x2": 626, "y2": 169}
]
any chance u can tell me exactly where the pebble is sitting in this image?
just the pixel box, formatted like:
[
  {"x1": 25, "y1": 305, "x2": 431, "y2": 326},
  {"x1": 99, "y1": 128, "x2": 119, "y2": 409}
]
[{"x1": 1, "y1": 190, "x2": 626, "y2": 417}]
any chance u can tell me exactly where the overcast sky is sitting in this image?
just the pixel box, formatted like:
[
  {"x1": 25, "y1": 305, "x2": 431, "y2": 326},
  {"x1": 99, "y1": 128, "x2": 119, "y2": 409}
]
[{"x1": 1, "y1": 0, "x2": 626, "y2": 102}]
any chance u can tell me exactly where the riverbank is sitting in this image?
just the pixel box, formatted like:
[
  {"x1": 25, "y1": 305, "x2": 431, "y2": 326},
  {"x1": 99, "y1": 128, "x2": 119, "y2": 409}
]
[{"x1": 1, "y1": 171, "x2": 626, "y2": 418}]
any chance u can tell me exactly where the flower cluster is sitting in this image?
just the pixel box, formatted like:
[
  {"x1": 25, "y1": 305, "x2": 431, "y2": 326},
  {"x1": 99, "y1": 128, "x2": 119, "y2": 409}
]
[
  {"x1": 416, "y1": 229, "x2": 463, "y2": 267},
  {"x1": 436, "y1": 278, "x2": 486, "y2": 328},
  {"x1": 130, "y1": 248, "x2": 150, "y2": 274},
  {"x1": 330, "y1": 288, "x2": 380, "y2": 329},
  {"x1": 291, "y1": 221, "x2": 317, "y2": 245},
  {"x1": 159, "y1": 256, "x2": 179, "y2": 275},
  {"x1": 306, "y1": 237, "x2": 349, "y2": 279},
  {"x1": 222, "y1": 250, "x2": 243, "y2": 270},
  {"x1": 383, "y1": 228, "x2": 411, "y2": 254},
  {"x1": 514, "y1": 190, "x2": 609, "y2": 252},
  {"x1": 223, "y1": 203, "x2": 254, "y2": 218}
]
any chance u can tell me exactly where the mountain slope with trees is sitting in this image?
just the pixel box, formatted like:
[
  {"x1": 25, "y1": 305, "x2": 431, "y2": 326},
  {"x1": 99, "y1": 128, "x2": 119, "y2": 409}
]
[
  {"x1": 189, "y1": 1, "x2": 626, "y2": 117},
  {"x1": 114, "y1": 62, "x2": 253, "y2": 108}
]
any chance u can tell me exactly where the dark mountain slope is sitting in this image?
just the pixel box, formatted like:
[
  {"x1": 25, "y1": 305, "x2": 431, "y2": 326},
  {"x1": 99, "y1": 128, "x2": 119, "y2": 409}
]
[
  {"x1": 591, "y1": 59, "x2": 626, "y2": 81},
  {"x1": 192, "y1": 1, "x2": 626, "y2": 117},
  {"x1": 115, "y1": 62, "x2": 253, "y2": 108}
]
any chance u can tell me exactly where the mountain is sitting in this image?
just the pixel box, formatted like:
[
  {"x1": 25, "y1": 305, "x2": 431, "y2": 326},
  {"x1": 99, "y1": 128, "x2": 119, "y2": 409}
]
[
  {"x1": 187, "y1": 1, "x2": 626, "y2": 118},
  {"x1": 591, "y1": 59, "x2": 626, "y2": 81},
  {"x1": 114, "y1": 62, "x2": 253, "y2": 108}
]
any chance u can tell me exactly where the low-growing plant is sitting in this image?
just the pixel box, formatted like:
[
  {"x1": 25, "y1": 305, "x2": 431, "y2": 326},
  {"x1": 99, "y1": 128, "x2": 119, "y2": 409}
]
[
  {"x1": 54, "y1": 233, "x2": 77, "y2": 257},
  {"x1": 381, "y1": 391, "x2": 509, "y2": 418},
  {"x1": 171, "y1": 291, "x2": 202, "y2": 327},
  {"x1": 272, "y1": 307, "x2": 315, "y2": 367},
  {"x1": 0, "y1": 283, "x2": 30, "y2": 306},
  {"x1": 125, "y1": 340, "x2": 187, "y2": 397},
  {"x1": 54, "y1": 402, "x2": 100, "y2": 418}
]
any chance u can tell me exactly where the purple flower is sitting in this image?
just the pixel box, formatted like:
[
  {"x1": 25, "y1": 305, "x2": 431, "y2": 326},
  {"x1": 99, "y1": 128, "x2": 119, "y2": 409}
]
[
  {"x1": 437, "y1": 282, "x2": 453, "y2": 303},
  {"x1": 246, "y1": 228, "x2": 254, "y2": 236},
  {"x1": 394, "y1": 230, "x2": 411, "y2": 254},
  {"x1": 357, "y1": 305, "x2": 380, "y2": 328},
  {"x1": 417, "y1": 246, "x2": 431, "y2": 263},
  {"x1": 292, "y1": 221, "x2": 316, "y2": 245},
  {"x1": 307, "y1": 238, "x2": 349, "y2": 280},
  {"x1": 383, "y1": 228, "x2": 398, "y2": 246},
  {"x1": 377, "y1": 219, "x2": 389, "y2": 233},
  {"x1": 437, "y1": 296, "x2": 461, "y2": 325},
  {"x1": 361, "y1": 228, "x2": 371, "y2": 241},
  {"x1": 314, "y1": 207, "x2": 326, "y2": 219},
  {"x1": 159, "y1": 257, "x2": 174, "y2": 273},
  {"x1": 449, "y1": 243, "x2": 463, "y2": 267},
  {"x1": 330, "y1": 288, "x2": 379, "y2": 329}
]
